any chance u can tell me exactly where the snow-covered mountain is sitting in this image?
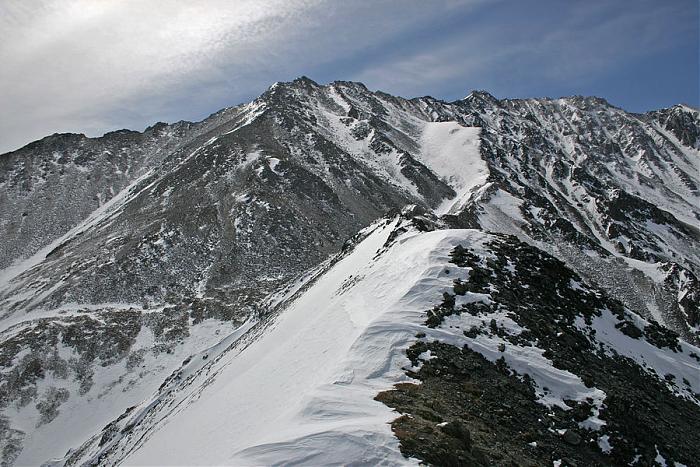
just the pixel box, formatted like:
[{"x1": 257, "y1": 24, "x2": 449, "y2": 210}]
[
  {"x1": 0, "y1": 78, "x2": 698, "y2": 466},
  {"x1": 55, "y1": 211, "x2": 700, "y2": 467}
]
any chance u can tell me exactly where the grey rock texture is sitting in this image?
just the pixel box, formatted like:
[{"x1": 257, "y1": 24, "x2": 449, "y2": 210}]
[
  {"x1": 0, "y1": 77, "x2": 697, "y2": 465},
  {"x1": 378, "y1": 230, "x2": 699, "y2": 466}
]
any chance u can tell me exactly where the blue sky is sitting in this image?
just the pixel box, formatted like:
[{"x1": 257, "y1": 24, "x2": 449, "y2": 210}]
[{"x1": 0, "y1": 0, "x2": 697, "y2": 153}]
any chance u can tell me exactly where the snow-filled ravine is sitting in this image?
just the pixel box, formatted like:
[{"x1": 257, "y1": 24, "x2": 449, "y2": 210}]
[{"x1": 418, "y1": 122, "x2": 486, "y2": 215}]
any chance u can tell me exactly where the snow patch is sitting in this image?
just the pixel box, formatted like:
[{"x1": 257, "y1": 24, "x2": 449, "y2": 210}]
[
  {"x1": 108, "y1": 226, "x2": 492, "y2": 465},
  {"x1": 418, "y1": 122, "x2": 486, "y2": 215}
]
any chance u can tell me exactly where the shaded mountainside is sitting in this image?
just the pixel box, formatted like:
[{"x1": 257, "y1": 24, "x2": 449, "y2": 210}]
[
  {"x1": 446, "y1": 94, "x2": 700, "y2": 344},
  {"x1": 0, "y1": 77, "x2": 697, "y2": 465},
  {"x1": 0, "y1": 78, "x2": 481, "y2": 465},
  {"x1": 0, "y1": 113, "x2": 255, "y2": 272}
]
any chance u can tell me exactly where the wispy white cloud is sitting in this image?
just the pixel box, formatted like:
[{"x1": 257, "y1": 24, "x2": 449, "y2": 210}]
[
  {"x1": 0, "y1": 0, "x2": 696, "y2": 153},
  {"x1": 0, "y1": 0, "x2": 488, "y2": 152},
  {"x1": 0, "y1": 0, "x2": 324, "y2": 151},
  {"x1": 352, "y1": 0, "x2": 697, "y2": 100}
]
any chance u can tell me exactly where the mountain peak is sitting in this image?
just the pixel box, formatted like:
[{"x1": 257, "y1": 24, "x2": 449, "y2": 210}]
[
  {"x1": 460, "y1": 90, "x2": 499, "y2": 105},
  {"x1": 670, "y1": 103, "x2": 699, "y2": 114},
  {"x1": 2, "y1": 78, "x2": 700, "y2": 467},
  {"x1": 564, "y1": 94, "x2": 613, "y2": 109},
  {"x1": 291, "y1": 75, "x2": 320, "y2": 87},
  {"x1": 12, "y1": 132, "x2": 87, "y2": 154}
]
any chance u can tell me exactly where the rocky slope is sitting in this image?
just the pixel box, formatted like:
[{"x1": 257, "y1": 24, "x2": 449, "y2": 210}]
[
  {"x1": 0, "y1": 77, "x2": 697, "y2": 465},
  {"x1": 448, "y1": 94, "x2": 700, "y2": 344},
  {"x1": 55, "y1": 211, "x2": 700, "y2": 466},
  {"x1": 379, "y1": 214, "x2": 699, "y2": 467}
]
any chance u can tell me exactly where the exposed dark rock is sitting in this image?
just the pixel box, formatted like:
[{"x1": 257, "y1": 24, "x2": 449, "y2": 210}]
[{"x1": 379, "y1": 237, "x2": 700, "y2": 467}]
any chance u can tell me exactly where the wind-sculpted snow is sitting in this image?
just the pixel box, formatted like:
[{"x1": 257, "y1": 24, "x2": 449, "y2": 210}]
[
  {"x1": 57, "y1": 213, "x2": 700, "y2": 466},
  {"x1": 0, "y1": 77, "x2": 697, "y2": 464}
]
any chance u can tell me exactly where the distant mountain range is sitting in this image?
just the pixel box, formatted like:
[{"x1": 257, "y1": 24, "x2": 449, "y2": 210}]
[{"x1": 0, "y1": 77, "x2": 698, "y2": 466}]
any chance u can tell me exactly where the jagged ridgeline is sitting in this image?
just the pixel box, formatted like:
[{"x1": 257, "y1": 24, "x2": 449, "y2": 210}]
[{"x1": 0, "y1": 77, "x2": 697, "y2": 465}]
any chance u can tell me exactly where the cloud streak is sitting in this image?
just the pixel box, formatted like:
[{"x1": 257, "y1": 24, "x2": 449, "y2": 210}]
[
  {"x1": 0, "y1": 0, "x2": 325, "y2": 151},
  {"x1": 0, "y1": 0, "x2": 696, "y2": 153},
  {"x1": 352, "y1": 0, "x2": 697, "y2": 100}
]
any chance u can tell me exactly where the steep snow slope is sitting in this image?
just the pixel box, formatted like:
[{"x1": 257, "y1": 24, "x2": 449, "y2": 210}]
[
  {"x1": 60, "y1": 213, "x2": 700, "y2": 466},
  {"x1": 418, "y1": 122, "x2": 485, "y2": 215},
  {"x1": 125, "y1": 217, "x2": 415, "y2": 465},
  {"x1": 11, "y1": 317, "x2": 240, "y2": 467},
  {"x1": 60, "y1": 216, "x2": 459, "y2": 465}
]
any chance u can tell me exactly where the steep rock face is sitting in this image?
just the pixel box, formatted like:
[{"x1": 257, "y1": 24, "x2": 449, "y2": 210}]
[
  {"x1": 0, "y1": 78, "x2": 697, "y2": 465},
  {"x1": 650, "y1": 104, "x2": 700, "y2": 149},
  {"x1": 0, "y1": 125, "x2": 190, "y2": 270},
  {"x1": 447, "y1": 94, "x2": 700, "y2": 343}
]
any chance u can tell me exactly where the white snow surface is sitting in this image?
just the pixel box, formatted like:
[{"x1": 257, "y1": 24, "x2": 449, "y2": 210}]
[
  {"x1": 90, "y1": 221, "x2": 482, "y2": 466},
  {"x1": 46, "y1": 217, "x2": 700, "y2": 466},
  {"x1": 418, "y1": 122, "x2": 485, "y2": 215}
]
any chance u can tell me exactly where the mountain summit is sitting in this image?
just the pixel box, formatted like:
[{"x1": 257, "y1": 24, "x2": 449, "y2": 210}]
[{"x1": 0, "y1": 79, "x2": 698, "y2": 466}]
